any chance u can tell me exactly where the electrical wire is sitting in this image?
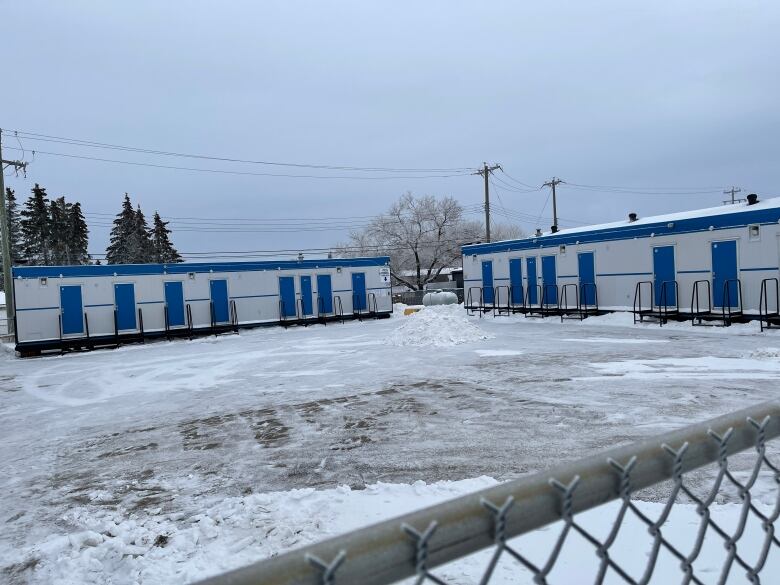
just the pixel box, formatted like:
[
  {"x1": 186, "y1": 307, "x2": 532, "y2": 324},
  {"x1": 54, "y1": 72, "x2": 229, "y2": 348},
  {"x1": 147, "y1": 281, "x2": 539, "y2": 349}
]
[
  {"x1": 1, "y1": 146, "x2": 473, "y2": 180},
  {"x1": 8, "y1": 130, "x2": 475, "y2": 173}
]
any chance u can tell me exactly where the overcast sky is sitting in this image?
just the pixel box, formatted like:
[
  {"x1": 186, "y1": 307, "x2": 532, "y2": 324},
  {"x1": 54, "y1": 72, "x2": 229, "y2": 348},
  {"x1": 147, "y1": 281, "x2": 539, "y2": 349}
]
[{"x1": 3, "y1": 1, "x2": 779, "y2": 260}]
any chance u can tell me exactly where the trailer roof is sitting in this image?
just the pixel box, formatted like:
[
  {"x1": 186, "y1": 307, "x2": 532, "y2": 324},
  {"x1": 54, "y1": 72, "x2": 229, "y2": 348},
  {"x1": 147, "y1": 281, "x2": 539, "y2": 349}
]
[{"x1": 462, "y1": 197, "x2": 780, "y2": 255}]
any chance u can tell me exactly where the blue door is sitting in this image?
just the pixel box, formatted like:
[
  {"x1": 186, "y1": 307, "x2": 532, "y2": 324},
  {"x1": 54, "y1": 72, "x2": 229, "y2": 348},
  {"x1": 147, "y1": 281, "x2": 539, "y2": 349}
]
[
  {"x1": 114, "y1": 283, "x2": 137, "y2": 331},
  {"x1": 482, "y1": 260, "x2": 494, "y2": 304},
  {"x1": 300, "y1": 276, "x2": 313, "y2": 316},
  {"x1": 526, "y1": 257, "x2": 538, "y2": 304},
  {"x1": 316, "y1": 274, "x2": 333, "y2": 314},
  {"x1": 509, "y1": 258, "x2": 523, "y2": 304},
  {"x1": 59, "y1": 285, "x2": 84, "y2": 335},
  {"x1": 542, "y1": 255, "x2": 557, "y2": 305},
  {"x1": 712, "y1": 240, "x2": 739, "y2": 308},
  {"x1": 279, "y1": 276, "x2": 296, "y2": 318},
  {"x1": 164, "y1": 281, "x2": 185, "y2": 327},
  {"x1": 653, "y1": 246, "x2": 676, "y2": 306},
  {"x1": 352, "y1": 272, "x2": 367, "y2": 311},
  {"x1": 209, "y1": 279, "x2": 230, "y2": 323},
  {"x1": 578, "y1": 252, "x2": 596, "y2": 305}
]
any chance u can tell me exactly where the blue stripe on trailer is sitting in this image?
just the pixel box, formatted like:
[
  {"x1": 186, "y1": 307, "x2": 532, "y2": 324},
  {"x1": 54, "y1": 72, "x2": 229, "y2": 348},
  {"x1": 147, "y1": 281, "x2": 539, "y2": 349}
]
[
  {"x1": 740, "y1": 266, "x2": 779, "y2": 272},
  {"x1": 12, "y1": 256, "x2": 391, "y2": 279},
  {"x1": 16, "y1": 306, "x2": 60, "y2": 311}
]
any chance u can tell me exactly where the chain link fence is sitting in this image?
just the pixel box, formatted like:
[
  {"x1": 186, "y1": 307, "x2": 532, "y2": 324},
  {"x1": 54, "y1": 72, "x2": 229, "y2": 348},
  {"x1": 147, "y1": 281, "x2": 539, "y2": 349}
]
[{"x1": 197, "y1": 401, "x2": 780, "y2": 585}]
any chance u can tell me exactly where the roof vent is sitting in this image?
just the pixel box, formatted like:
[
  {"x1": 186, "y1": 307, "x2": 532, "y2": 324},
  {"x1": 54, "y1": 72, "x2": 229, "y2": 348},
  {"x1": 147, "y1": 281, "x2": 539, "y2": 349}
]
[
  {"x1": 550, "y1": 225, "x2": 559, "y2": 234},
  {"x1": 628, "y1": 212, "x2": 638, "y2": 222},
  {"x1": 535, "y1": 228, "x2": 542, "y2": 237},
  {"x1": 747, "y1": 193, "x2": 759, "y2": 206}
]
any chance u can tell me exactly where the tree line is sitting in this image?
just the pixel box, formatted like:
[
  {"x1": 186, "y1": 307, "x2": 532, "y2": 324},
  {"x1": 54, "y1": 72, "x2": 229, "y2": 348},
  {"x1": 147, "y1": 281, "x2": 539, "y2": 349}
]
[{"x1": 1, "y1": 186, "x2": 182, "y2": 291}]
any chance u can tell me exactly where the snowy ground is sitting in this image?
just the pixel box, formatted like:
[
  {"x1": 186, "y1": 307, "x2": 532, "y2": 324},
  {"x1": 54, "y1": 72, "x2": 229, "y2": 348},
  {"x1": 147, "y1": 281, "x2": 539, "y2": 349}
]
[{"x1": 2, "y1": 306, "x2": 780, "y2": 583}]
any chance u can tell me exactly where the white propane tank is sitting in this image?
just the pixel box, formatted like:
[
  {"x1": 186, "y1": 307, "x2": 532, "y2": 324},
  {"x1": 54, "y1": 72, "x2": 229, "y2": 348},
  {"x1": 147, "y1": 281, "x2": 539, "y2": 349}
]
[{"x1": 422, "y1": 289, "x2": 459, "y2": 306}]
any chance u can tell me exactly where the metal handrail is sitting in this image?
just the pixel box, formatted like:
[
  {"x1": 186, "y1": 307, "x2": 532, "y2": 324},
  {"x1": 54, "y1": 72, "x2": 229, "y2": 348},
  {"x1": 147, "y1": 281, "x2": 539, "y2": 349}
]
[
  {"x1": 759, "y1": 277, "x2": 779, "y2": 332},
  {"x1": 691, "y1": 279, "x2": 712, "y2": 325},
  {"x1": 230, "y1": 299, "x2": 239, "y2": 332},
  {"x1": 559, "y1": 283, "x2": 580, "y2": 322},
  {"x1": 138, "y1": 307, "x2": 145, "y2": 343},
  {"x1": 492, "y1": 285, "x2": 510, "y2": 317},
  {"x1": 164, "y1": 305, "x2": 171, "y2": 339},
  {"x1": 186, "y1": 304, "x2": 193, "y2": 339},
  {"x1": 579, "y1": 282, "x2": 599, "y2": 313},
  {"x1": 196, "y1": 400, "x2": 780, "y2": 585},
  {"x1": 333, "y1": 295, "x2": 344, "y2": 323},
  {"x1": 352, "y1": 293, "x2": 365, "y2": 320},
  {"x1": 657, "y1": 280, "x2": 679, "y2": 327},
  {"x1": 721, "y1": 278, "x2": 743, "y2": 326},
  {"x1": 509, "y1": 284, "x2": 525, "y2": 312},
  {"x1": 632, "y1": 280, "x2": 653, "y2": 324},
  {"x1": 84, "y1": 312, "x2": 92, "y2": 350},
  {"x1": 465, "y1": 286, "x2": 484, "y2": 317}
]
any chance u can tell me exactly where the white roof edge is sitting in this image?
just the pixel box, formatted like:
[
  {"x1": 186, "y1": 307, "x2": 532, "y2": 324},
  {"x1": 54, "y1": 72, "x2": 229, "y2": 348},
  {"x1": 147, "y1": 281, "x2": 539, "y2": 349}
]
[{"x1": 468, "y1": 196, "x2": 780, "y2": 246}]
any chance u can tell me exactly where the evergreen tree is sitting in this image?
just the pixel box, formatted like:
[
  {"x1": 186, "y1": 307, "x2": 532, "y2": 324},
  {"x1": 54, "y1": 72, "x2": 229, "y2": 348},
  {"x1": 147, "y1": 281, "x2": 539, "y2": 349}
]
[
  {"x1": 48, "y1": 196, "x2": 70, "y2": 265},
  {"x1": 150, "y1": 212, "x2": 183, "y2": 263},
  {"x1": 0, "y1": 188, "x2": 22, "y2": 290},
  {"x1": 6, "y1": 188, "x2": 22, "y2": 261},
  {"x1": 20, "y1": 184, "x2": 52, "y2": 265},
  {"x1": 106, "y1": 194, "x2": 138, "y2": 264},
  {"x1": 67, "y1": 202, "x2": 90, "y2": 265},
  {"x1": 133, "y1": 204, "x2": 153, "y2": 262}
]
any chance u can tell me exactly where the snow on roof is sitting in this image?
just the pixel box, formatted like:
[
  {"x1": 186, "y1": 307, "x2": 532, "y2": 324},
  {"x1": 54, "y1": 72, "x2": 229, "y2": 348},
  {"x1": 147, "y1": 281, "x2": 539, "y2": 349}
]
[{"x1": 546, "y1": 196, "x2": 780, "y2": 238}]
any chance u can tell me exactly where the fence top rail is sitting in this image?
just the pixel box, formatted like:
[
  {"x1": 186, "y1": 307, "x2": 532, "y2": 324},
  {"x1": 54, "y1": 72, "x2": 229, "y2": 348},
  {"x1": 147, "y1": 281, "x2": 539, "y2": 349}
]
[{"x1": 196, "y1": 400, "x2": 780, "y2": 585}]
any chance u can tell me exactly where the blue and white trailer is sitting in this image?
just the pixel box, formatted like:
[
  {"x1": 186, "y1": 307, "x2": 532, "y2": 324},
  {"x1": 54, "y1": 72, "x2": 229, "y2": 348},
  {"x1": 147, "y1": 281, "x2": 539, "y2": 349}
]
[
  {"x1": 11, "y1": 256, "x2": 392, "y2": 355},
  {"x1": 462, "y1": 195, "x2": 780, "y2": 327}
]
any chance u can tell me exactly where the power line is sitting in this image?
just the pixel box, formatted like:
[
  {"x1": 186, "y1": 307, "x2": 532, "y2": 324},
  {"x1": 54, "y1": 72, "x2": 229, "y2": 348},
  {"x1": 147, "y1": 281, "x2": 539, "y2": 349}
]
[
  {"x1": 2, "y1": 146, "x2": 473, "y2": 180},
  {"x1": 9, "y1": 129, "x2": 474, "y2": 173}
]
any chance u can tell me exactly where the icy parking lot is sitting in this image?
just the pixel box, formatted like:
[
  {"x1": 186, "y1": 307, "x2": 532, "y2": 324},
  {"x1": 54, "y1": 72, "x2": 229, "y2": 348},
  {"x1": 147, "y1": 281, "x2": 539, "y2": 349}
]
[{"x1": 2, "y1": 306, "x2": 780, "y2": 583}]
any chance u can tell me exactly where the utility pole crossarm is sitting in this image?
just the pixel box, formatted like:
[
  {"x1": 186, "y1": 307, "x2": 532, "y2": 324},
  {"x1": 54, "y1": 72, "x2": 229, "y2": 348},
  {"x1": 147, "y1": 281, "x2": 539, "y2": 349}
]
[
  {"x1": 723, "y1": 186, "x2": 742, "y2": 205},
  {"x1": 474, "y1": 163, "x2": 501, "y2": 243}
]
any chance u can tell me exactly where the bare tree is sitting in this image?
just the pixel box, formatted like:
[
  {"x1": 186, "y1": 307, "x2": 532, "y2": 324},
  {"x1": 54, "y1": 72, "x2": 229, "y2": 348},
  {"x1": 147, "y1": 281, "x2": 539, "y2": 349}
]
[{"x1": 336, "y1": 192, "x2": 482, "y2": 290}]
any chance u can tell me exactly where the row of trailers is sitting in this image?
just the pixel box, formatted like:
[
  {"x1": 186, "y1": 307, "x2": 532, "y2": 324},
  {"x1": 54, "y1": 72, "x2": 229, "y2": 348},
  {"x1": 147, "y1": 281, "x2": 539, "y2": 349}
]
[
  {"x1": 10, "y1": 257, "x2": 392, "y2": 356},
  {"x1": 461, "y1": 196, "x2": 780, "y2": 330}
]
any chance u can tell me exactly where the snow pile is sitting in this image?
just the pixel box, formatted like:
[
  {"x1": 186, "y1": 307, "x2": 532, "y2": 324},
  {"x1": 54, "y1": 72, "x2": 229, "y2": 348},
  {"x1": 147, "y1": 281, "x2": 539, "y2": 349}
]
[{"x1": 387, "y1": 304, "x2": 493, "y2": 346}]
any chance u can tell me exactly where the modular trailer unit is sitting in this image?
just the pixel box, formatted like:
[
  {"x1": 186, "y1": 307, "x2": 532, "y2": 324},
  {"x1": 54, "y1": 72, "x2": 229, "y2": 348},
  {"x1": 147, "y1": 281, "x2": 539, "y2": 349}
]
[
  {"x1": 11, "y1": 256, "x2": 392, "y2": 354},
  {"x1": 462, "y1": 197, "x2": 780, "y2": 323}
]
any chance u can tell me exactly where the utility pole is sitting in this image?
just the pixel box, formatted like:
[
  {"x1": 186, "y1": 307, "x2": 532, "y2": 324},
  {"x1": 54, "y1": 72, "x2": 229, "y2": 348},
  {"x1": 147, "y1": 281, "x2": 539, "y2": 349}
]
[
  {"x1": 723, "y1": 186, "x2": 742, "y2": 205},
  {"x1": 474, "y1": 163, "x2": 501, "y2": 242},
  {"x1": 542, "y1": 177, "x2": 564, "y2": 233},
  {"x1": 0, "y1": 129, "x2": 28, "y2": 336}
]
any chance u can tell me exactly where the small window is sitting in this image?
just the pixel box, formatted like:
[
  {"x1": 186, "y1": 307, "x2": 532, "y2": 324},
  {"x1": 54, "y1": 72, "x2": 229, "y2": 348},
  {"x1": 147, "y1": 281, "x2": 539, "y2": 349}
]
[
  {"x1": 39, "y1": 277, "x2": 48, "y2": 287},
  {"x1": 559, "y1": 244, "x2": 566, "y2": 255},
  {"x1": 188, "y1": 272, "x2": 196, "y2": 280},
  {"x1": 749, "y1": 224, "x2": 760, "y2": 241}
]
